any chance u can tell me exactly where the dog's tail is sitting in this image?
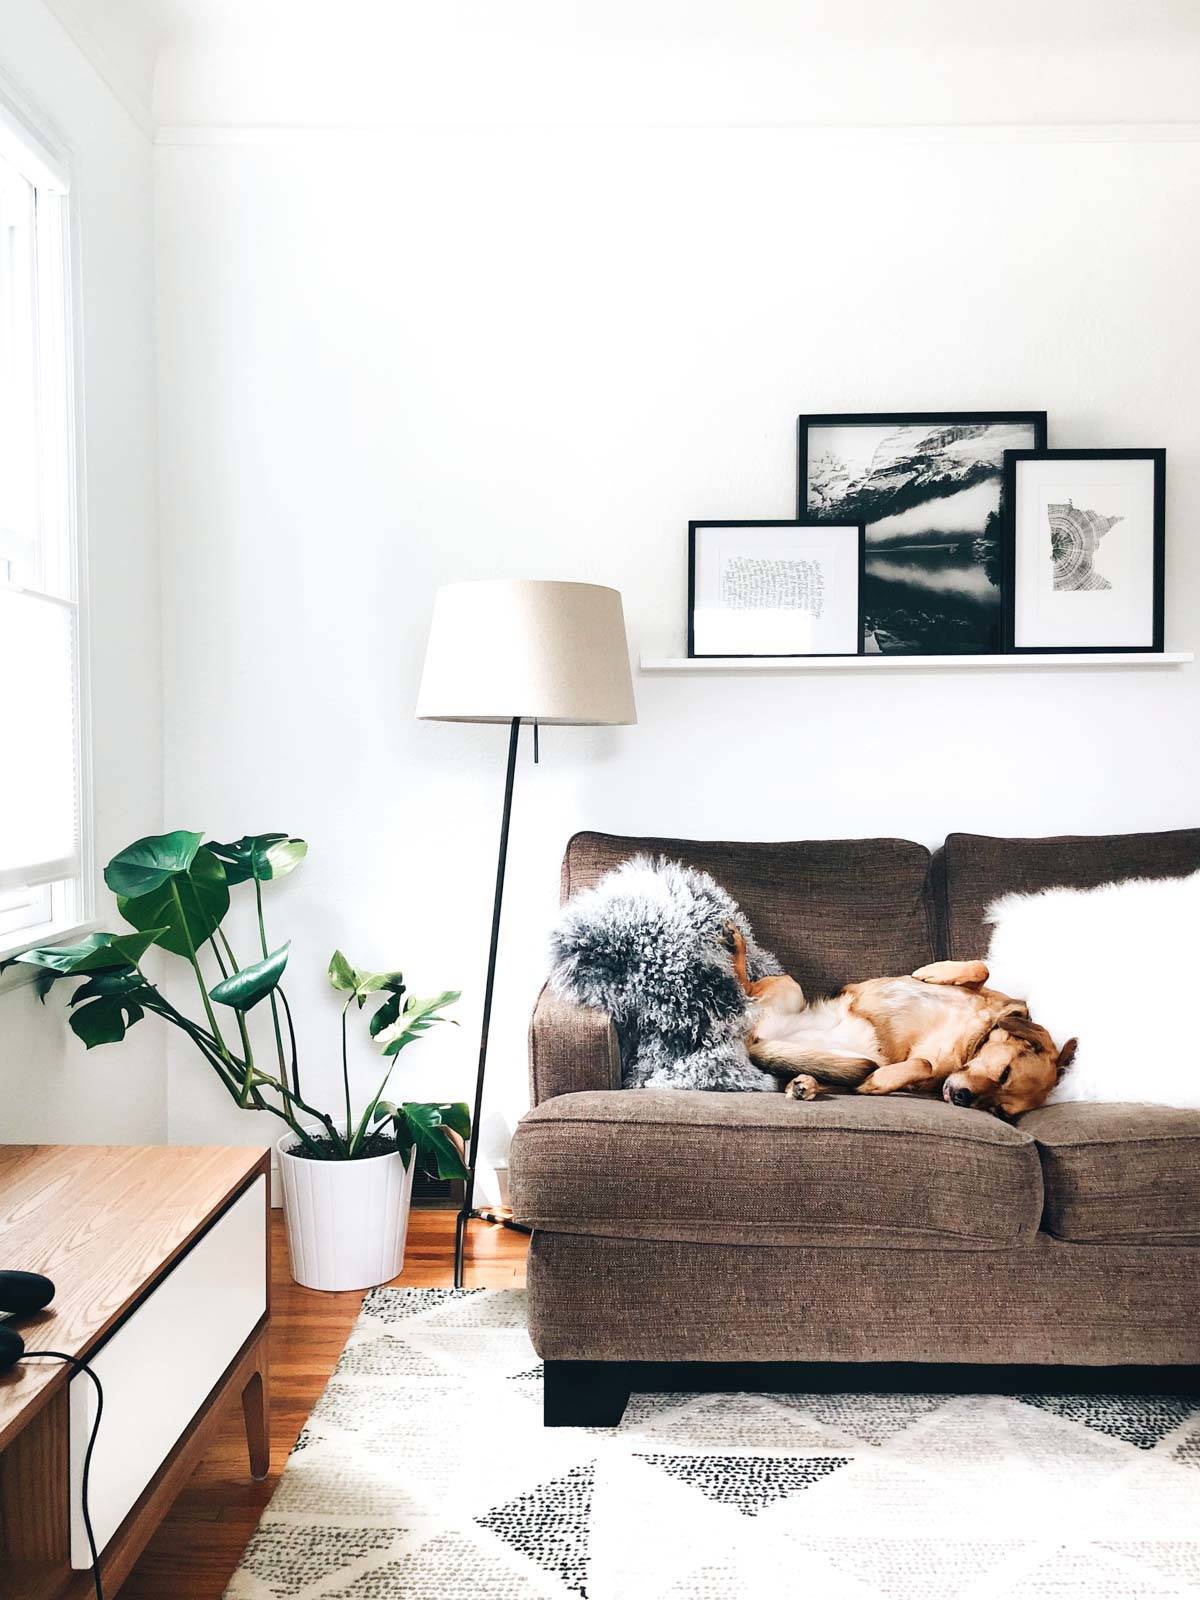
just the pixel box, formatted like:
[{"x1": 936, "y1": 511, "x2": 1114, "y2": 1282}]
[{"x1": 749, "y1": 1037, "x2": 877, "y2": 1088}]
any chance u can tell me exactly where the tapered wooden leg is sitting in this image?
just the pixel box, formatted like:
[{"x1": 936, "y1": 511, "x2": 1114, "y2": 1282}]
[
  {"x1": 241, "y1": 1355, "x2": 270, "y2": 1480},
  {"x1": 543, "y1": 1360, "x2": 631, "y2": 1428}
]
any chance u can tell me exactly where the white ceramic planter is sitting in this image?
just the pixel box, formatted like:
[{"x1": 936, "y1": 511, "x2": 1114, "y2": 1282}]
[{"x1": 277, "y1": 1130, "x2": 415, "y2": 1292}]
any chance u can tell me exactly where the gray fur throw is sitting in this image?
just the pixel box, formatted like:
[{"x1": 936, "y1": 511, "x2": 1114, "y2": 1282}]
[{"x1": 548, "y1": 855, "x2": 783, "y2": 1092}]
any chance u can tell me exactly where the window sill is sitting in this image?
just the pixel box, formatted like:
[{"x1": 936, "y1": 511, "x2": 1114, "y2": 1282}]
[{"x1": 0, "y1": 919, "x2": 99, "y2": 996}]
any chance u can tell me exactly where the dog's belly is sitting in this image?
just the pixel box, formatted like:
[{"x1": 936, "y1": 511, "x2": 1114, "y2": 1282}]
[
  {"x1": 852, "y1": 976, "x2": 989, "y2": 1068},
  {"x1": 760, "y1": 997, "x2": 883, "y2": 1062}
]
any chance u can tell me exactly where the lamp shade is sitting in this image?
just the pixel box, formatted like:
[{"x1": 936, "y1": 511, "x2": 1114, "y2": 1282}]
[{"x1": 416, "y1": 579, "x2": 637, "y2": 725}]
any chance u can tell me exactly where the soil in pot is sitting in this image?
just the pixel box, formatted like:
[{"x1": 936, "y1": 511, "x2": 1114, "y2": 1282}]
[{"x1": 290, "y1": 1131, "x2": 402, "y2": 1161}]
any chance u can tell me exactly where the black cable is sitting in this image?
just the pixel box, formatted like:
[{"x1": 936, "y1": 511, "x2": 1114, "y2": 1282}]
[{"x1": 23, "y1": 1350, "x2": 105, "y2": 1600}]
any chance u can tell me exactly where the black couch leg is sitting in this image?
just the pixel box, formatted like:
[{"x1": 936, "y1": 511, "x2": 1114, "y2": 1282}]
[{"x1": 543, "y1": 1360, "x2": 632, "y2": 1427}]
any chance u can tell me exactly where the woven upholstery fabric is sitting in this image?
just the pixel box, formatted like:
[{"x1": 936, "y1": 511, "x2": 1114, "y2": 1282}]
[
  {"x1": 528, "y1": 983, "x2": 621, "y2": 1104},
  {"x1": 525, "y1": 1230, "x2": 1200, "y2": 1365},
  {"x1": 934, "y1": 827, "x2": 1200, "y2": 960},
  {"x1": 1021, "y1": 1101, "x2": 1200, "y2": 1243},
  {"x1": 560, "y1": 832, "x2": 937, "y2": 998},
  {"x1": 510, "y1": 1088, "x2": 1044, "y2": 1248}
]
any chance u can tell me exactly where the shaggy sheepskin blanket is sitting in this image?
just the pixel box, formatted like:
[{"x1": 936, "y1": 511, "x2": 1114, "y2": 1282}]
[
  {"x1": 986, "y1": 869, "x2": 1200, "y2": 1109},
  {"x1": 548, "y1": 856, "x2": 782, "y2": 1092}
]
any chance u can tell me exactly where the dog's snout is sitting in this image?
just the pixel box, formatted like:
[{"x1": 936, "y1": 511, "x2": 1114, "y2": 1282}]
[{"x1": 950, "y1": 1086, "x2": 976, "y2": 1108}]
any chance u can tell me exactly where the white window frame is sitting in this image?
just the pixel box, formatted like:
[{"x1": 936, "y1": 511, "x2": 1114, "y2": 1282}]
[{"x1": 0, "y1": 73, "x2": 94, "y2": 984}]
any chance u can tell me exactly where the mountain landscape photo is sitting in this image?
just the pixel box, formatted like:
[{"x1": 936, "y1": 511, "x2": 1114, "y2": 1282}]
[{"x1": 804, "y1": 419, "x2": 1041, "y2": 652}]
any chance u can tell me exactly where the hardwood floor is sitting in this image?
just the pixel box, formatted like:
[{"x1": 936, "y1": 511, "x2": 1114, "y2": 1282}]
[{"x1": 121, "y1": 1208, "x2": 528, "y2": 1599}]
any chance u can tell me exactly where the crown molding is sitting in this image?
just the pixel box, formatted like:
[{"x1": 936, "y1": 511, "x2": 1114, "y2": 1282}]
[
  {"x1": 154, "y1": 121, "x2": 1200, "y2": 148},
  {"x1": 41, "y1": 0, "x2": 155, "y2": 139}
]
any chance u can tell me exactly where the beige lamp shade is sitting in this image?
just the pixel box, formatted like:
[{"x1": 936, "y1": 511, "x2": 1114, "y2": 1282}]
[{"x1": 416, "y1": 579, "x2": 637, "y2": 725}]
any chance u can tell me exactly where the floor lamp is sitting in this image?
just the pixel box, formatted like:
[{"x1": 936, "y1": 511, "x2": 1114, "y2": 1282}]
[{"x1": 416, "y1": 579, "x2": 637, "y2": 1288}]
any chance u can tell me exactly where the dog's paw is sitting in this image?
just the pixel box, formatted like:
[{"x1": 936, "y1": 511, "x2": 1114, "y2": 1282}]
[
  {"x1": 912, "y1": 960, "x2": 989, "y2": 987},
  {"x1": 784, "y1": 1073, "x2": 820, "y2": 1101}
]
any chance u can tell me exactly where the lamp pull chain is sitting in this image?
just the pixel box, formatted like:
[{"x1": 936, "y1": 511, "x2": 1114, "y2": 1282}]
[{"x1": 533, "y1": 719, "x2": 540, "y2": 764}]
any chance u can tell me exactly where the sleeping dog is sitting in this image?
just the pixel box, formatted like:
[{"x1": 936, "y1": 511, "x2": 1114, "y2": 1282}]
[{"x1": 729, "y1": 929, "x2": 1075, "y2": 1117}]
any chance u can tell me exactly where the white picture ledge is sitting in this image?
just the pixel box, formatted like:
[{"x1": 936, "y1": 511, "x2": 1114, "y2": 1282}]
[{"x1": 640, "y1": 652, "x2": 1193, "y2": 674}]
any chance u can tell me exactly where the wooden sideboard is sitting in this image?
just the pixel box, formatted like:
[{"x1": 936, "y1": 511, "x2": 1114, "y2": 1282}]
[{"x1": 0, "y1": 1145, "x2": 271, "y2": 1600}]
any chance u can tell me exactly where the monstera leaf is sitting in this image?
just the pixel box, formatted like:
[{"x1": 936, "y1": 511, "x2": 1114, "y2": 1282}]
[
  {"x1": 328, "y1": 951, "x2": 405, "y2": 1009},
  {"x1": 6, "y1": 929, "x2": 163, "y2": 977},
  {"x1": 68, "y1": 974, "x2": 149, "y2": 1047},
  {"x1": 2, "y1": 929, "x2": 167, "y2": 1000},
  {"x1": 103, "y1": 831, "x2": 204, "y2": 898},
  {"x1": 208, "y1": 834, "x2": 307, "y2": 886},
  {"x1": 371, "y1": 1100, "x2": 471, "y2": 1179},
  {"x1": 117, "y1": 846, "x2": 230, "y2": 958},
  {"x1": 210, "y1": 944, "x2": 290, "y2": 1012},
  {"x1": 376, "y1": 991, "x2": 460, "y2": 1056}
]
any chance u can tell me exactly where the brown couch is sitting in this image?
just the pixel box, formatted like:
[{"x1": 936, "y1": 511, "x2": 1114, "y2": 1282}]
[{"x1": 509, "y1": 828, "x2": 1200, "y2": 1426}]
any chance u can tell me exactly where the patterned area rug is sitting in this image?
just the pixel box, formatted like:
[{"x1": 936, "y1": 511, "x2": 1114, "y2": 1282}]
[{"x1": 225, "y1": 1288, "x2": 1200, "y2": 1599}]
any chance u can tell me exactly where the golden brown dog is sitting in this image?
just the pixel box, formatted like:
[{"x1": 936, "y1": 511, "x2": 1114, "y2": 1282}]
[{"x1": 730, "y1": 930, "x2": 1075, "y2": 1117}]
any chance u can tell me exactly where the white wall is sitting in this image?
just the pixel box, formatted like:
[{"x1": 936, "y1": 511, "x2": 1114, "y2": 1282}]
[
  {"x1": 155, "y1": 105, "x2": 1200, "y2": 1181},
  {"x1": 0, "y1": 2, "x2": 163, "y2": 1141}
]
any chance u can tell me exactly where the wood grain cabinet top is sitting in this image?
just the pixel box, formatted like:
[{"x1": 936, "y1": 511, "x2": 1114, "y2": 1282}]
[{"x1": 0, "y1": 1144, "x2": 269, "y2": 1452}]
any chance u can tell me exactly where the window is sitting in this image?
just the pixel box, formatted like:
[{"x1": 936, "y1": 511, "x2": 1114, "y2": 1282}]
[{"x1": 0, "y1": 93, "x2": 90, "y2": 961}]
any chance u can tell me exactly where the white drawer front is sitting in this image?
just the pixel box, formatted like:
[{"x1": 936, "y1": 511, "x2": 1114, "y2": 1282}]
[{"x1": 69, "y1": 1174, "x2": 266, "y2": 1564}]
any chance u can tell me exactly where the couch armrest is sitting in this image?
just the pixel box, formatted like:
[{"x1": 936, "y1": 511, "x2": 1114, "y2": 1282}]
[{"x1": 528, "y1": 983, "x2": 622, "y2": 1104}]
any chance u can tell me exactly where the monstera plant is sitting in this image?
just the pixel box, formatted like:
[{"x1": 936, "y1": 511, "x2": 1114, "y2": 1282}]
[{"x1": 4, "y1": 830, "x2": 469, "y2": 1179}]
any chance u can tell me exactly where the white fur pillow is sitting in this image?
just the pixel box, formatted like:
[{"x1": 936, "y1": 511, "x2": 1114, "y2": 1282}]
[{"x1": 985, "y1": 871, "x2": 1200, "y2": 1109}]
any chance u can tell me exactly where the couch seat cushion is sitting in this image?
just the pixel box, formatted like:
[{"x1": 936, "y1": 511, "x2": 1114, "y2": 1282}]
[
  {"x1": 510, "y1": 1089, "x2": 1044, "y2": 1249},
  {"x1": 561, "y1": 833, "x2": 936, "y2": 998},
  {"x1": 1020, "y1": 1102, "x2": 1200, "y2": 1243}
]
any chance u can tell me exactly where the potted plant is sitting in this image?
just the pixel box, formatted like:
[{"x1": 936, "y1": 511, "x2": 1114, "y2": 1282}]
[{"x1": 3, "y1": 830, "x2": 468, "y2": 1292}]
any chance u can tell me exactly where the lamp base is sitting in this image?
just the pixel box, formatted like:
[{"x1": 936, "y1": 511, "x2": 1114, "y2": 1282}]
[{"x1": 453, "y1": 1205, "x2": 532, "y2": 1289}]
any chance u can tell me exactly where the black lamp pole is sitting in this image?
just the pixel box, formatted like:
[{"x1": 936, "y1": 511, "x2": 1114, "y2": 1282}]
[{"x1": 454, "y1": 715, "x2": 524, "y2": 1289}]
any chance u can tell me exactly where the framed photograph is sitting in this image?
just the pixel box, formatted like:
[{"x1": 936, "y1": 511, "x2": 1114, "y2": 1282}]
[
  {"x1": 688, "y1": 520, "x2": 865, "y2": 658},
  {"x1": 1003, "y1": 449, "x2": 1165, "y2": 653},
  {"x1": 798, "y1": 411, "x2": 1047, "y2": 654}
]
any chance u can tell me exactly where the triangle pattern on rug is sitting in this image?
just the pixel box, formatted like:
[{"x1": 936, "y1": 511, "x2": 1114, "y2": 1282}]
[
  {"x1": 636, "y1": 1452, "x2": 850, "y2": 1517},
  {"x1": 238, "y1": 1520, "x2": 402, "y2": 1598},
  {"x1": 475, "y1": 1460, "x2": 594, "y2": 1596},
  {"x1": 775, "y1": 1391, "x2": 948, "y2": 1446},
  {"x1": 994, "y1": 1541, "x2": 1183, "y2": 1597},
  {"x1": 1015, "y1": 1394, "x2": 1199, "y2": 1451},
  {"x1": 361, "y1": 1286, "x2": 483, "y2": 1324},
  {"x1": 323, "y1": 1529, "x2": 547, "y2": 1599},
  {"x1": 796, "y1": 1536, "x2": 1022, "y2": 1600}
]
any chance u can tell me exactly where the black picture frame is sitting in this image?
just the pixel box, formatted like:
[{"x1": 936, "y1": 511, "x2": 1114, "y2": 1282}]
[
  {"x1": 687, "y1": 519, "x2": 866, "y2": 659},
  {"x1": 1002, "y1": 448, "x2": 1166, "y2": 654},
  {"x1": 797, "y1": 411, "x2": 1048, "y2": 656}
]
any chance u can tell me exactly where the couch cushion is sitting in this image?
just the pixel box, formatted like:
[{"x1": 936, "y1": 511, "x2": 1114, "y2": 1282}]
[
  {"x1": 510, "y1": 1089, "x2": 1044, "y2": 1249},
  {"x1": 1020, "y1": 1102, "x2": 1200, "y2": 1243},
  {"x1": 934, "y1": 828, "x2": 1200, "y2": 960},
  {"x1": 561, "y1": 832, "x2": 936, "y2": 997}
]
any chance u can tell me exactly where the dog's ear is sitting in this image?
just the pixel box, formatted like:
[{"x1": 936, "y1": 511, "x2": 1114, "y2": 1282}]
[
  {"x1": 996, "y1": 1010, "x2": 1042, "y2": 1045},
  {"x1": 1056, "y1": 1037, "x2": 1078, "y2": 1077}
]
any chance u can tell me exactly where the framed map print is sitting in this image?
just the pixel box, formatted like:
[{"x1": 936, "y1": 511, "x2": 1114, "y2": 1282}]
[
  {"x1": 688, "y1": 521, "x2": 864, "y2": 658},
  {"x1": 1003, "y1": 450, "x2": 1165, "y2": 652},
  {"x1": 798, "y1": 411, "x2": 1046, "y2": 654}
]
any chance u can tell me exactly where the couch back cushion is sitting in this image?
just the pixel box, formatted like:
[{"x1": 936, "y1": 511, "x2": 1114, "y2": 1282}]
[
  {"x1": 935, "y1": 828, "x2": 1200, "y2": 959},
  {"x1": 561, "y1": 832, "x2": 935, "y2": 996}
]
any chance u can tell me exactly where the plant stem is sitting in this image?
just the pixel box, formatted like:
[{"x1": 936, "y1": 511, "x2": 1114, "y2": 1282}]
[
  {"x1": 170, "y1": 880, "x2": 231, "y2": 1060},
  {"x1": 208, "y1": 936, "x2": 229, "y2": 980},
  {"x1": 349, "y1": 1057, "x2": 397, "y2": 1156},
  {"x1": 279, "y1": 987, "x2": 301, "y2": 1098},
  {"x1": 216, "y1": 926, "x2": 240, "y2": 972},
  {"x1": 234, "y1": 1010, "x2": 257, "y2": 1107},
  {"x1": 131, "y1": 966, "x2": 340, "y2": 1160},
  {"x1": 341, "y1": 998, "x2": 353, "y2": 1151},
  {"x1": 253, "y1": 878, "x2": 290, "y2": 1094}
]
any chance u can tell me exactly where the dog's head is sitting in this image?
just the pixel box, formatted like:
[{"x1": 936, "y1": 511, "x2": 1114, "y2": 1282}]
[{"x1": 942, "y1": 1012, "x2": 1077, "y2": 1118}]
